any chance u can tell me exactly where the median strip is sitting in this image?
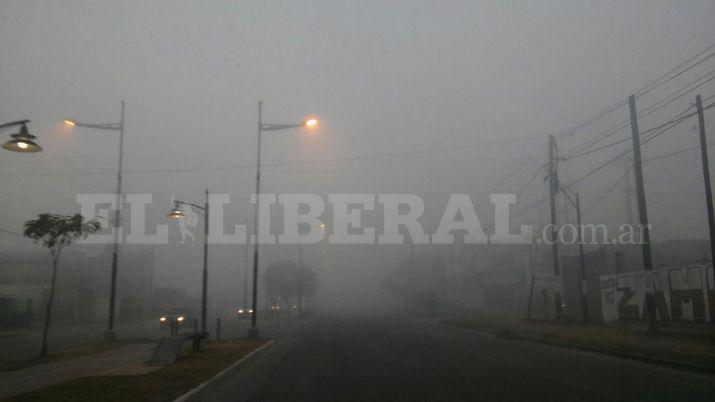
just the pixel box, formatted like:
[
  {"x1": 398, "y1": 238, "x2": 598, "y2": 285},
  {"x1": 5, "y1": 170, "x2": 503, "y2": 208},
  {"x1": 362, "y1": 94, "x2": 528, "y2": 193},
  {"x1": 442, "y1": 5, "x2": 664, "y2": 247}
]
[{"x1": 5, "y1": 338, "x2": 269, "y2": 402}]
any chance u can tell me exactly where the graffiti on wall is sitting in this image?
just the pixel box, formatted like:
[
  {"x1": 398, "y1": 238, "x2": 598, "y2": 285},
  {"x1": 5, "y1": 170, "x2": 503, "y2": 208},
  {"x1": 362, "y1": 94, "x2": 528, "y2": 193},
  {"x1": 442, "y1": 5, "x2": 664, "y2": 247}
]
[{"x1": 600, "y1": 265, "x2": 713, "y2": 322}]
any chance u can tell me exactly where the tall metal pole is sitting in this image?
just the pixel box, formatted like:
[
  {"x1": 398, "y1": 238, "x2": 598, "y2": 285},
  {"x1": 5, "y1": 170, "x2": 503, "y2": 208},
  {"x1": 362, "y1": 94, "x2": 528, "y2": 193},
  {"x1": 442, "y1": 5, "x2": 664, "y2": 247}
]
[
  {"x1": 298, "y1": 239, "x2": 303, "y2": 315},
  {"x1": 548, "y1": 135, "x2": 560, "y2": 276},
  {"x1": 243, "y1": 243, "x2": 249, "y2": 310},
  {"x1": 575, "y1": 193, "x2": 589, "y2": 323},
  {"x1": 696, "y1": 95, "x2": 715, "y2": 266},
  {"x1": 202, "y1": 189, "x2": 209, "y2": 333},
  {"x1": 628, "y1": 94, "x2": 656, "y2": 331},
  {"x1": 106, "y1": 100, "x2": 125, "y2": 341},
  {"x1": 249, "y1": 101, "x2": 263, "y2": 338}
]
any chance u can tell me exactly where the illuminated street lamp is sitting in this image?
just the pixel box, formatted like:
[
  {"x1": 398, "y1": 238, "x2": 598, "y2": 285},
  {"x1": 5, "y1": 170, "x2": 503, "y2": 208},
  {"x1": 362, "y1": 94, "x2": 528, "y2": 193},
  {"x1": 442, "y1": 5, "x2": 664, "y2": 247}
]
[
  {"x1": 167, "y1": 189, "x2": 210, "y2": 333},
  {"x1": 64, "y1": 101, "x2": 125, "y2": 341},
  {"x1": 1, "y1": 120, "x2": 42, "y2": 153},
  {"x1": 249, "y1": 101, "x2": 318, "y2": 338}
]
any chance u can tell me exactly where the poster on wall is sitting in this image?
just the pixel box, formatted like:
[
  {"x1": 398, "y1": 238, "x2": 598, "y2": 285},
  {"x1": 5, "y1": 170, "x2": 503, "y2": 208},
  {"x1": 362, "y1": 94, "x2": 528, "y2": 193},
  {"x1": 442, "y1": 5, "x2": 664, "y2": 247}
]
[{"x1": 600, "y1": 265, "x2": 712, "y2": 322}]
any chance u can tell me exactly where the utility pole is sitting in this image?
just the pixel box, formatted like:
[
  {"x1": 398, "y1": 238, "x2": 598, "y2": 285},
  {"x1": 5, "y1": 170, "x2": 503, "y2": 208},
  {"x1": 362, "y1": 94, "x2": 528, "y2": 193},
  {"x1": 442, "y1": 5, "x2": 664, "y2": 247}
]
[
  {"x1": 696, "y1": 94, "x2": 715, "y2": 265},
  {"x1": 575, "y1": 193, "x2": 589, "y2": 323},
  {"x1": 628, "y1": 95, "x2": 657, "y2": 331},
  {"x1": 624, "y1": 158, "x2": 635, "y2": 224},
  {"x1": 548, "y1": 135, "x2": 562, "y2": 319}
]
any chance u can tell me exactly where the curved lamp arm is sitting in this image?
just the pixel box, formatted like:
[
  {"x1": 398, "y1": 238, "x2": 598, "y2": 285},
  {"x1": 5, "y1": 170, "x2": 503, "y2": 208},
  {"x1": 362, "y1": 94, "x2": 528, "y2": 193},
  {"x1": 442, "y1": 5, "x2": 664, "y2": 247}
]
[
  {"x1": 173, "y1": 200, "x2": 206, "y2": 214},
  {"x1": 0, "y1": 120, "x2": 30, "y2": 131}
]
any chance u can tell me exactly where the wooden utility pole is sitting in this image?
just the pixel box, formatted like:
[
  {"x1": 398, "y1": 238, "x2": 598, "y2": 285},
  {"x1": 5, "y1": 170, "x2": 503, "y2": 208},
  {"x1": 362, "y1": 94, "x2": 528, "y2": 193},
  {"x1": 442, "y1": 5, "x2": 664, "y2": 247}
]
[
  {"x1": 575, "y1": 193, "x2": 589, "y2": 323},
  {"x1": 628, "y1": 95, "x2": 657, "y2": 331},
  {"x1": 696, "y1": 94, "x2": 715, "y2": 265},
  {"x1": 624, "y1": 158, "x2": 635, "y2": 224},
  {"x1": 548, "y1": 135, "x2": 562, "y2": 319}
]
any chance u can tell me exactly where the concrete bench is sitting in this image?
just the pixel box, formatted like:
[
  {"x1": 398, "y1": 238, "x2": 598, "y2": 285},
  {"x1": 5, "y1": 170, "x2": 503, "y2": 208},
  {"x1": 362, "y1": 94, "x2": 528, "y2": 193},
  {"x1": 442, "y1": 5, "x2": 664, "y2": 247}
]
[{"x1": 149, "y1": 331, "x2": 208, "y2": 364}]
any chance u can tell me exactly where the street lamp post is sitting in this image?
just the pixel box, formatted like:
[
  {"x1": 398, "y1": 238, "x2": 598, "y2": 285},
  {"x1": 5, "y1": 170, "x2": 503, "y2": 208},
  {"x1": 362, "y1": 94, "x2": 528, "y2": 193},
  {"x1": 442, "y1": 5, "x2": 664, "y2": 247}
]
[
  {"x1": 1, "y1": 120, "x2": 42, "y2": 153},
  {"x1": 64, "y1": 101, "x2": 125, "y2": 341},
  {"x1": 249, "y1": 101, "x2": 318, "y2": 338},
  {"x1": 168, "y1": 189, "x2": 210, "y2": 333}
]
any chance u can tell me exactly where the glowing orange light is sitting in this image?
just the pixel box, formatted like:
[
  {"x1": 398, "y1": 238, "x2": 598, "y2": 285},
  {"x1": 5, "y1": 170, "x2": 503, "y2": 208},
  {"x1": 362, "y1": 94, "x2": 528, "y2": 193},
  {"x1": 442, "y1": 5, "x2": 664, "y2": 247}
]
[
  {"x1": 64, "y1": 119, "x2": 77, "y2": 127},
  {"x1": 305, "y1": 118, "x2": 318, "y2": 128}
]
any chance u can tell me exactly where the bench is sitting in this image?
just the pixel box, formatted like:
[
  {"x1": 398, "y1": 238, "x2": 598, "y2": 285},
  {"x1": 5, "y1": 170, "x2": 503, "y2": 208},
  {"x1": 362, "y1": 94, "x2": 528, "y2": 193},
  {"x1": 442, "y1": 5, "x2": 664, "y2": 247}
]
[{"x1": 149, "y1": 331, "x2": 209, "y2": 364}]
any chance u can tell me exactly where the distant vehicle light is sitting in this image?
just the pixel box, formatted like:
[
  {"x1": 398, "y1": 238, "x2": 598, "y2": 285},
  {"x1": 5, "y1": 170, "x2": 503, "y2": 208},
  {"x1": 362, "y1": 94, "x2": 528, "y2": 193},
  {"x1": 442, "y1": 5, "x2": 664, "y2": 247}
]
[
  {"x1": 160, "y1": 316, "x2": 167, "y2": 322},
  {"x1": 238, "y1": 309, "x2": 244, "y2": 314},
  {"x1": 248, "y1": 309, "x2": 254, "y2": 314},
  {"x1": 177, "y1": 316, "x2": 185, "y2": 322}
]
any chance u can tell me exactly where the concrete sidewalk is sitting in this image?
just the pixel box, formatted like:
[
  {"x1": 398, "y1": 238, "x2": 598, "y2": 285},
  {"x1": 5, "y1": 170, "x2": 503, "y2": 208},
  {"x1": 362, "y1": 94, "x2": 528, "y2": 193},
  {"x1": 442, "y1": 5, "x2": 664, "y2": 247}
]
[
  {"x1": 439, "y1": 311, "x2": 715, "y2": 371},
  {"x1": 0, "y1": 342, "x2": 157, "y2": 399}
]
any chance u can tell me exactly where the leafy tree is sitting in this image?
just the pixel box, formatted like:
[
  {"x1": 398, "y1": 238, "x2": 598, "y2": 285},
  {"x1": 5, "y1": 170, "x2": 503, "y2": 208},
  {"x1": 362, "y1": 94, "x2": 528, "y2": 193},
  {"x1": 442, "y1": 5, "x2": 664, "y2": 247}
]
[{"x1": 24, "y1": 213, "x2": 101, "y2": 357}]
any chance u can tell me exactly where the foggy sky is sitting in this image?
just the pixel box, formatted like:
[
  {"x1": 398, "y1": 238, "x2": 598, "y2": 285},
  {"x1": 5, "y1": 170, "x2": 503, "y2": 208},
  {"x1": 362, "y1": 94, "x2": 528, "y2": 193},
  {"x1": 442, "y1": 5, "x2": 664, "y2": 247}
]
[{"x1": 2, "y1": 1, "x2": 715, "y2": 305}]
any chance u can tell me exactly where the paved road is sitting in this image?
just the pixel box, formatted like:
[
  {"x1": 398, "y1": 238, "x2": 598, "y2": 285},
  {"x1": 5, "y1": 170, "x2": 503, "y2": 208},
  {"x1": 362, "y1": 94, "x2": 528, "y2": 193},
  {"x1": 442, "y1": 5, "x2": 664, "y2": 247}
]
[{"x1": 201, "y1": 313, "x2": 715, "y2": 402}]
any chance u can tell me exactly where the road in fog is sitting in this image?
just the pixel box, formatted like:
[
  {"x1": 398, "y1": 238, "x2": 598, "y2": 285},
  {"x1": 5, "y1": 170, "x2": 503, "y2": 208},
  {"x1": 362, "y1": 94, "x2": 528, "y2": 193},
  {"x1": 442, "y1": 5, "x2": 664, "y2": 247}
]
[{"x1": 201, "y1": 314, "x2": 715, "y2": 402}]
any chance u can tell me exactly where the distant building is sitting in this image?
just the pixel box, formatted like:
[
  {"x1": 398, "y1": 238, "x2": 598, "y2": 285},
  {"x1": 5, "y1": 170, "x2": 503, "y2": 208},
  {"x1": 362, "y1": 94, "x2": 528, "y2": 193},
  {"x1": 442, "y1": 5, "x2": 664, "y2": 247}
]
[
  {"x1": 0, "y1": 245, "x2": 154, "y2": 327},
  {"x1": 453, "y1": 239, "x2": 714, "y2": 322}
]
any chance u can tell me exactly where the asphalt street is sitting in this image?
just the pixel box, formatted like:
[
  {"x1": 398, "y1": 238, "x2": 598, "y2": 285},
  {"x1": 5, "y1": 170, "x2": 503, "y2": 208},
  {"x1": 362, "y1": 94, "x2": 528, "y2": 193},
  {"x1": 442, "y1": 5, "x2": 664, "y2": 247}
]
[{"x1": 200, "y1": 313, "x2": 715, "y2": 402}]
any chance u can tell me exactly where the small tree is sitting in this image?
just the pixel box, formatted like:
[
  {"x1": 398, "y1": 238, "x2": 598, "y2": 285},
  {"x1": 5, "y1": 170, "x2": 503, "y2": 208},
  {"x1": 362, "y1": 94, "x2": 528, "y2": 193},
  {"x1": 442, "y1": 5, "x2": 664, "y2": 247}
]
[{"x1": 24, "y1": 213, "x2": 100, "y2": 357}]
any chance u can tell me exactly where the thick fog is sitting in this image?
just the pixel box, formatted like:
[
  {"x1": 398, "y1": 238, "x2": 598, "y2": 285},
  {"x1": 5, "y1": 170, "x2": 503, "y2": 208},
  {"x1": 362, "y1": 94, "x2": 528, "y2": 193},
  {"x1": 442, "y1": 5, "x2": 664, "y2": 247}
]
[{"x1": 2, "y1": 0, "x2": 715, "y2": 311}]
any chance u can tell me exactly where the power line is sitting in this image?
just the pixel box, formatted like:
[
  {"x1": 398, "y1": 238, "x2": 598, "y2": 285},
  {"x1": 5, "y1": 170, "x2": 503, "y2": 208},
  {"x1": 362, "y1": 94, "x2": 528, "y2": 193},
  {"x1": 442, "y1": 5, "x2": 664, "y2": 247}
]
[
  {"x1": 564, "y1": 99, "x2": 715, "y2": 162},
  {"x1": 636, "y1": 48, "x2": 715, "y2": 98},
  {"x1": 0, "y1": 134, "x2": 544, "y2": 177},
  {"x1": 474, "y1": 152, "x2": 542, "y2": 203},
  {"x1": 553, "y1": 41, "x2": 715, "y2": 141},
  {"x1": 484, "y1": 165, "x2": 545, "y2": 230},
  {"x1": 567, "y1": 73, "x2": 715, "y2": 158},
  {"x1": 0, "y1": 228, "x2": 23, "y2": 237},
  {"x1": 582, "y1": 168, "x2": 631, "y2": 216},
  {"x1": 642, "y1": 143, "x2": 707, "y2": 163}
]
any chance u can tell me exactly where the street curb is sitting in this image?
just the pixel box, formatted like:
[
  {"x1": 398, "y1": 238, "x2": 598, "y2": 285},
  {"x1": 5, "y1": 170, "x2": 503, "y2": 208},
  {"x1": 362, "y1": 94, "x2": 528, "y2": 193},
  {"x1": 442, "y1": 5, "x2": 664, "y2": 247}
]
[
  {"x1": 172, "y1": 339, "x2": 275, "y2": 402},
  {"x1": 440, "y1": 322, "x2": 715, "y2": 375},
  {"x1": 513, "y1": 334, "x2": 715, "y2": 374}
]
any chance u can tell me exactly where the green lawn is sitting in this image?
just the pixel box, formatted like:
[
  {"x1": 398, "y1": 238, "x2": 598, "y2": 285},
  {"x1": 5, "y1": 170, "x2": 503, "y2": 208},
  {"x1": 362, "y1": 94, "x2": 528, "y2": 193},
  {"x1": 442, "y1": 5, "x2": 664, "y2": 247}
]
[
  {"x1": 5, "y1": 339, "x2": 268, "y2": 402},
  {"x1": 443, "y1": 315, "x2": 715, "y2": 369}
]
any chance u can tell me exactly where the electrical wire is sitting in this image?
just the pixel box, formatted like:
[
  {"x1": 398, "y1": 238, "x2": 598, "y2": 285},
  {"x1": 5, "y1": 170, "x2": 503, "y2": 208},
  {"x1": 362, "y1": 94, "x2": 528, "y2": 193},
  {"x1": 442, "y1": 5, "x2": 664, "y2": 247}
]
[
  {"x1": 567, "y1": 73, "x2": 715, "y2": 158},
  {"x1": 0, "y1": 134, "x2": 544, "y2": 177}
]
